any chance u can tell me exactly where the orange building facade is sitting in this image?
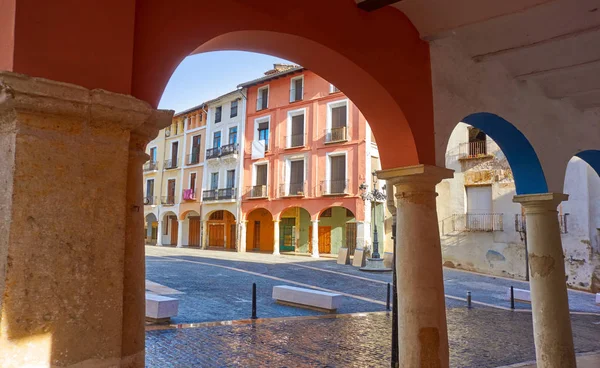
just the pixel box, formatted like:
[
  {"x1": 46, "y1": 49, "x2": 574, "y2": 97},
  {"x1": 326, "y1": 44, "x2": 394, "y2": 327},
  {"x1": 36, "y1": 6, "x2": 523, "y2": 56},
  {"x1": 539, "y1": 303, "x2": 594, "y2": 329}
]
[{"x1": 240, "y1": 66, "x2": 388, "y2": 256}]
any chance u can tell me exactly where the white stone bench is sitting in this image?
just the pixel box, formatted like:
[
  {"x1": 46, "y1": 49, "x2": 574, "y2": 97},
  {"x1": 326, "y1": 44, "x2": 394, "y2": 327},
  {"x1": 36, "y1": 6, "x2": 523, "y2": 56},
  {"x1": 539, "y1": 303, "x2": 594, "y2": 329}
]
[
  {"x1": 146, "y1": 292, "x2": 179, "y2": 322},
  {"x1": 507, "y1": 288, "x2": 531, "y2": 303},
  {"x1": 273, "y1": 285, "x2": 342, "y2": 312},
  {"x1": 596, "y1": 293, "x2": 600, "y2": 305}
]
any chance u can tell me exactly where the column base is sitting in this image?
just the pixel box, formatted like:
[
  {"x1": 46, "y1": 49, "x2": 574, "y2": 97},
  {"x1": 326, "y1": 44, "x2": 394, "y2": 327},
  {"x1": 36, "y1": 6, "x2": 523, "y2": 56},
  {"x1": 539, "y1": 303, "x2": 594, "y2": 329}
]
[{"x1": 359, "y1": 258, "x2": 392, "y2": 272}]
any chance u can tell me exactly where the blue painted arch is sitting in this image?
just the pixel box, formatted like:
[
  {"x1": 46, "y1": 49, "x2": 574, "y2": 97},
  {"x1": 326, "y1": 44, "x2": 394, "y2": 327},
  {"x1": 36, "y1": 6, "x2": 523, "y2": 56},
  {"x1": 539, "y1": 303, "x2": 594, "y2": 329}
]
[
  {"x1": 575, "y1": 150, "x2": 600, "y2": 177},
  {"x1": 462, "y1": 113, "x2": 548, "y2": 195}
]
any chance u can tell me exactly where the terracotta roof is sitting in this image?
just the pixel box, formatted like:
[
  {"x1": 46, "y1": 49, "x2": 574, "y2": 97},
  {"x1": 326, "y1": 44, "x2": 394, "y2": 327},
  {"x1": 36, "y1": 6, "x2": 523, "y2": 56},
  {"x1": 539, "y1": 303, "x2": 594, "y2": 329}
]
[
  {"x1": 205, "y1": 89, "x2": 245, "y2": 106},
  {"x1": 238, "y1": 66, "x2": 305, "y2": 88},
  {"x1": 174, "y1": 103, "x2": 206, "y2": 117}
]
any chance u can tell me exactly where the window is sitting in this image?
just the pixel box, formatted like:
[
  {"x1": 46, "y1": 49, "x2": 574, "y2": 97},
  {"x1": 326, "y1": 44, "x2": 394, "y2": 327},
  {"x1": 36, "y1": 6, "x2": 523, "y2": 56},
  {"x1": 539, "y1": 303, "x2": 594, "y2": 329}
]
[
  {"x1": 149, "y1": 147, "x2": 157, "y2": 162},
  {"x1": 190, "y1": 135, "x2": 201, "y2": 164},
  {"x1": 215, "y1": 106, "x2": 222, "y2": 123},
  {"x1": 146, "y1": 179, "x2": 154, "y2": 197},
  {"x1": 251, "y1": 163, "x2": 268, "y2": 198},
  {"x1": 226, "y1": 169, "x2": 235, "y2": 188},
  {"x1": 213, "y1": 131, "x2": 221, "y2": 148},
  {"x1": 210, "y1": 172, "x2": 219, "y2": 190},
  {"x1": 329, "y1": 154, "x2": 346, "y2": 194},
  {"x1": 255, "y1": 164, "x2": 268, "y2": 186},
  {"x1": 290, "y1": 76, "x2": 303, "y2": 102},
  {"x1": 258, "y1": 121, "x2": 269, "y2": 151},
  {"x1": 257, "y1": 86, "x2": 269, "y2": 111},
  {"x1": 326, "y1": 100, "x2": 348, "y2": 143},
  {"x1": 170, "y1": 141, "x2": 179, "y2": 168},
  {"x1": 287, "y1": 110, "x2": 305, "y2": 148},
  {"x1": 330, "y1": 84, "x2": 340, "y2": 93},
  {"x1": 321, "y1": 208, "x2": 332, "y2": 217},
  {"x1": 190, "y1": 173, "x2": 197, "y2": 192},
  {"x1": 230, "y1": 100, "x2": 238, "y2": 118},
  {"x1": 229, "y1": 127, "x2": 238, "y2": 145},
  {"x1": 288, "y1": 159, "x2": 304, "y2": 195},
  {"x1": 467, "y1": 127, "x2": 487, "y2": 157}
]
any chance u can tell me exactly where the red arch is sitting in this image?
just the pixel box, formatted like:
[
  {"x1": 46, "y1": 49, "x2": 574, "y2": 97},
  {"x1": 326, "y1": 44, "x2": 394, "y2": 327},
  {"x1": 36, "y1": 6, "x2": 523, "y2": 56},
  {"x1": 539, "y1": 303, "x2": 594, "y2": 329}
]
[{"x1": 132, "y1": 0, "x2": 434, "y2": 168}]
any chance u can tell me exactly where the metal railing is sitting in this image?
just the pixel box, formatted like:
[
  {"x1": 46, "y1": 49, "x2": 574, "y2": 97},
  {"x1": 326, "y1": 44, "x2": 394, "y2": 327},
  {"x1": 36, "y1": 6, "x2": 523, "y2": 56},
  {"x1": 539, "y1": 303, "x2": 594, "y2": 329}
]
[
  {"x1": 163, "y1": 159, "x2": 178, "y2": 170},
  {"x1": 459, "y1": 141, "x2": 491, "y2": 159},
  {"x1": 248, "y1": 185, "x2": 268, "y2": 199},
  {"x1": 286, "y1": 134, "x2": 305, "y2": 148},
  {"x1": 186, "y1": 153, "x2": 200, "y2": 165},
  {"x1": 143, "y1": 161, "x2": 158, "y2": 172},
  {"x1": 182, "y1": 189, "x2": 196, "y2": 201},
  {"x1": 143, "y1": 196, "x2": 157, "y2": 205},
  {"x1": 280, "y1": 182, "x2": 306, "y2": 197},
  {"x1": 324, "y1": 127, "x2": 348, "y2": 143},
  {"x1": 442, "y1": 213, "x2": 504, "y2": 234},
  {"x1": 515, "y1": 214, "x2": 568, "y2": 234},
  {"x1": 218, "y1": 188, "x2": 237, "y2": 200},
  {"x1": 202, "y1": 190, "x2": 218, "y2": 201},
  {"x1": 320, "y1": 179, "x2": 349, "y2": 195},
  {"x1": 203, "y1": 188, "x2": 236, "y2": 201},
  {"x1": 220, "y1": 143, "x2": 238, "y2": 157},
  {"x1": 161, "y1": 196, "x2": 176, "y2": 205},
  {"x1": 206, "y1": 147, "x2": 220, "y2": 159}
]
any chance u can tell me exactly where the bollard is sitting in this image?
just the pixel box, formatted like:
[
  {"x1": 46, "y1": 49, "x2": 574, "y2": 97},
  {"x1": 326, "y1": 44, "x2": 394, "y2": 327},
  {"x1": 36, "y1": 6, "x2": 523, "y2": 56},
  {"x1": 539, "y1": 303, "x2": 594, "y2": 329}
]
[
  {"x1": 510, "y1": 286, "x2": 515, "y2": 310},
  {"x1": 467, "y1": 291, "x2": 472, "y2": 309},
  {"x1": 251, "y1": 283, "x2": 257, "y2": 319},
  {"x1": 386, "y1": 283, "x2": 391, "y2": 311}
]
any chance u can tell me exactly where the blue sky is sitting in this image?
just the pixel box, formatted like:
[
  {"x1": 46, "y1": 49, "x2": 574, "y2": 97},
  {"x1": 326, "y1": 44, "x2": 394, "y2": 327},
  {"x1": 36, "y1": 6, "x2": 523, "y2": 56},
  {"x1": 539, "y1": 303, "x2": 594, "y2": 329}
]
[{"x1": 158, "y1": 51, "x2": 292, "y2": 113}]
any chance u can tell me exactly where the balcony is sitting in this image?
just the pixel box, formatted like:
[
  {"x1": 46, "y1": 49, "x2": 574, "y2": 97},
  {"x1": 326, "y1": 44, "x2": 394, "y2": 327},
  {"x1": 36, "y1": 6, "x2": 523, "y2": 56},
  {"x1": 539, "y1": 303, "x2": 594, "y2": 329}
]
[
  {"x1": 186, "y1": 153, "x2": 200, "y2": 165},
  {"x1": 247, "y1": 185, "x2": 268, "y2": 199},
  {"x1": 286, "y1": 134, "x2": 305, "y2": 148},
  {"x1": 206, "y1": 147, "x2": 220, "y2": 160},
  {"x1": 320, "y1": 179, "x2": 349, "y2": 196},
  {"x1": 143, "y1": 161, "x2": 158, "y2": 172},
  {"x1": 161, "y1": 196, "x2": 176, "y2": 206},
  {"x1": 182, "y1": 189, "x2": 196, "y2": 201},
  {"x1": 203, "y1": 188, "x2": 237, "y2": 201},
  {"x1": 163, "y1": 159, "x2": 178, "y2": 170},
  {"x1": 220, "y1": 143, "x2": 239, "y2": 157},
  {"x1": 324, "y1": 127, "x2": 348, "y2": 143},
  {"x1": 143, "y1": 196, "x2": 157, "y2": 205},
  {"x1": 280, "y1": 182, "x2": 306, "y2": 197},
  {"x1": 442, "y1": 213, "x2": 504, "y2": 234},
  {"x1": 458, "y1": 141, "x2": 492, "y2": 159}
]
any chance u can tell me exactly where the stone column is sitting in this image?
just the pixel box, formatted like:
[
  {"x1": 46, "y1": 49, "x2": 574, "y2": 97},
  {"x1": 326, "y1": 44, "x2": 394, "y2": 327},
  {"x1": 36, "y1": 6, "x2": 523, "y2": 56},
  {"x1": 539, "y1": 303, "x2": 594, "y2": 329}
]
[
  {"x1": 176, "y1": 219, "x2": 185, "y2": 248},
  {"x1": 311, "y1": 220, "x2": 320, "y2": 258},
  {"x1": 377, "y1": 165, "x2": 453, "y2": 368},
  {"x1": 121, "y1": 113, "x2": 171, "y2": 368},
  {"x1": 156, "y1": 218, "x2": 164, "y2": 246},
  {"x1": 239, "y1": 221, "x2": 247, "y2": 253},
  {"x1": 273, "y1": 220, "x2": 281, "y2": 255},
  {"x1": 513, "y1": 193, "x2": 576, "y2": 368},
  {"x1": 0, "y1": 71, "x2": 170, "y2": 368},
  {"x1": 201, "y1": 220, "x2": 208, "y2": 249}
]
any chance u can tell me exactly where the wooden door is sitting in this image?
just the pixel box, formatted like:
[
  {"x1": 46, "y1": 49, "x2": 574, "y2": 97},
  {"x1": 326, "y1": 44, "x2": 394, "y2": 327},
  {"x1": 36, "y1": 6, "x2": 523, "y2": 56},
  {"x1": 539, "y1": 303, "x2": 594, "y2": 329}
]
[
  {"x1": 309, "y1": 226, "x2": 332, "y2": 254},
  {"x1": 188, "y1": 217, "x2": 200, "y2": 246},
  {"x1": 170, "y1": 216, "x2": 178, "y2": 245},
  {"x1": 208, "y1": 224, "x2": 225, "y2": 247}
]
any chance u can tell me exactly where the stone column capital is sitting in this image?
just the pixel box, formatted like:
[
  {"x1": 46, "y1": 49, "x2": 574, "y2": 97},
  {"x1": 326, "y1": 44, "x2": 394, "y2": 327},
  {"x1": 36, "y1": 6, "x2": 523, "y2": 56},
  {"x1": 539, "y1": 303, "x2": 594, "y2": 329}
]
[
  {"x1": 513, "y1": 193, "x2": 569, "y2": 213},
  {"x1": 376, "y1": 164, "x2": 454, "y2": 191}
]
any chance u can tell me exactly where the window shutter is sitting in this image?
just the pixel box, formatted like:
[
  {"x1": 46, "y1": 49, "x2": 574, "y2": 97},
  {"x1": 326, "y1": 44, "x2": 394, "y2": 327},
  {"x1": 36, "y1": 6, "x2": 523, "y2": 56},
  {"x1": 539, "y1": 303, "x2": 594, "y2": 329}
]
[
  {"x1": 256, "y1": 165, "x2": 268, "y2": 186},
  {"x1": 290, "y1": 160, "x2": 304, "y2": 184},
  {"x1": 291, "y1": 114, "x2": 304, "y2": 136},
  {"x1": 331, "y1": 155, "x2": 345, "y2": 181},
  {"x1": 332, "y1": 106, "x2": 346, "y2": 129}
]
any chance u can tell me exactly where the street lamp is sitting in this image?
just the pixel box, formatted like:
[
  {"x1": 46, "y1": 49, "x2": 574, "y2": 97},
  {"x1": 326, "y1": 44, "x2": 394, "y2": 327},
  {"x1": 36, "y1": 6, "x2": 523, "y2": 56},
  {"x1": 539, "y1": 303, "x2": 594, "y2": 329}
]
[{"x1": 359, "y1": 172, "x2": 391, "y2": 272}]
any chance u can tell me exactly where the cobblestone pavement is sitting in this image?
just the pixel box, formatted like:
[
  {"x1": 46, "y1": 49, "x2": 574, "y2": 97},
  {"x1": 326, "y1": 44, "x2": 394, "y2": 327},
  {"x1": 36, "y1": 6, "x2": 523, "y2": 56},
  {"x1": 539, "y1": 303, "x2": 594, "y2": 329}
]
[{"x1": 146, "y1": 309, "x2": 600, "y2": 368}]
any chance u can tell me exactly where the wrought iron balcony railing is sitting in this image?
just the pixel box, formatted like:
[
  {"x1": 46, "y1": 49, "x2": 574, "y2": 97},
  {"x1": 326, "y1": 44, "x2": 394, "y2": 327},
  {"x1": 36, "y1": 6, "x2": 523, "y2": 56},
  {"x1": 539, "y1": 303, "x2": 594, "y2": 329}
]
[
  {"x1": 320, "y1": 179, "x2": 349, "y2": 195},
  {"x1": 203, "y1": 188, "x2": 236, "y2": 201},
  {"x1": 206, "y1": 147, "x2": 220, "y2": 160},
  {"x1": 280, "y1": 182, "x2": 306, "y2": 197},
  {"x1": 143, "y1": 161, "x2": 158, "y2": 172},
  {"x1": 163, "y1": 159, "x2": 178, "y2": 170},
  {"x1": 324, "y1": 127, "x2": 348, "y2": 143},
  {"x1": 161, "y1": 196, "x2": 176, "y2": 206},
  {"x1": 286, "y1": 134, "x2": 305, "y2": 148},
  {"x1": 143, "y1": 196, "x2": 157, "y2": 205},
  {"x1": 458, "y1": 141, "x2": 492, "y2": 159},
  {"x1": 218, "y1": 188, "x2": 236, "y2": 200},
  {"x1": 202, "y1": 189, "x2": 218, "y2": 201},
  {"x1": 220, "y1": 143, "x2": 238, "y2": 157},
  {"x1": 441, "y1": 213, "x2": 504, "y2": 234},
  {"x1": 247, "y1": 185, "x2": 268, "y2": 199},
  {"x1": 186, "y1": 153, "x2": 200, "y2": 165}
]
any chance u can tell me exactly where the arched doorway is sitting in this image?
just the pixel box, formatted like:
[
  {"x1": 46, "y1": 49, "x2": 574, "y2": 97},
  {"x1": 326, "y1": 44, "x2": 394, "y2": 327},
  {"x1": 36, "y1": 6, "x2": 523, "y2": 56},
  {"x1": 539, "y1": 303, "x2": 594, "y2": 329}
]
[
  {"x1": 160, "y1": 211, "x2": 179, "y2": 246},
  {"x1": 205, "y1": 210, "x2": 237, "y2": 250},
  {"x1": 316, "y1": 207, "x2": 357, "y2": 255},
  {"x1": 145, "y1": 213, "x2": 158, "y2": 245},
  {"x1": 245, "y1": 208, "x2": 274, "y2": 252},
  {"x1": 278, "y1": 207, "x2": 311, "y2": 254},
  {"x1": 180, "y1": 210, "x2": 201, "y2": 248},
  {"x1": 562, "y1": 151, "x2": 600, "y2": 292},
  {"x1": 437, "y1": 116, "x2": 547, "y2": 280}
]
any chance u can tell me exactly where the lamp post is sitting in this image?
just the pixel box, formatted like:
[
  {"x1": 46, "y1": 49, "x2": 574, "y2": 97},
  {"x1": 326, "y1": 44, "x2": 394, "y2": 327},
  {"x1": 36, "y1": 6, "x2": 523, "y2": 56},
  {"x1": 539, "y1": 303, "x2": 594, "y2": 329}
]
[{"x1": 359, "y1": 172, "x2": 391, "y2": 272}]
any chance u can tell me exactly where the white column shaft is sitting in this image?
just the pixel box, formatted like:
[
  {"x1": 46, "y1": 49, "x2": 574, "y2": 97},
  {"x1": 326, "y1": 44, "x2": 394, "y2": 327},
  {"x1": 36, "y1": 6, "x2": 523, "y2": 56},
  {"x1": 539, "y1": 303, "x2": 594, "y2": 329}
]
[
  {"x1": 176, "y1": 220, "x2": 184, "y2": 248},
  {"x1": 273, "y1": 220, "x2": 280, "y2": 255},
  {"x1": 311, "y1": 220, "x2": 319, "y2": 258}
]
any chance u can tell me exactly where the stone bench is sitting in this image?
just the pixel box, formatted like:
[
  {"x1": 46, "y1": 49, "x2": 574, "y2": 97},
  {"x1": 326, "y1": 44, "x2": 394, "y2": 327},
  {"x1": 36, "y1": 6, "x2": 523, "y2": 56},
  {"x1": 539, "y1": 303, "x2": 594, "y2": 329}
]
[
  {"x1": 273, "y1": 285, "x2": 342, "y2": 313},
  {"x1": 507, "y1": 288, "x2": 531, "y2": 303},
  {"x1": 146, "y1": 292, "x2": 179, "y2": 322}
]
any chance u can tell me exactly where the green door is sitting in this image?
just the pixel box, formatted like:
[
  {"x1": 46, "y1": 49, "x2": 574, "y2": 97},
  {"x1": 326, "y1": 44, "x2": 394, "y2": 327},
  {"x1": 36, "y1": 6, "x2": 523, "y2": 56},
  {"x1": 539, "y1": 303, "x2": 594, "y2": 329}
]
[{"x1": 279, "y1": 218, "x2": 296, "y2": 252}]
